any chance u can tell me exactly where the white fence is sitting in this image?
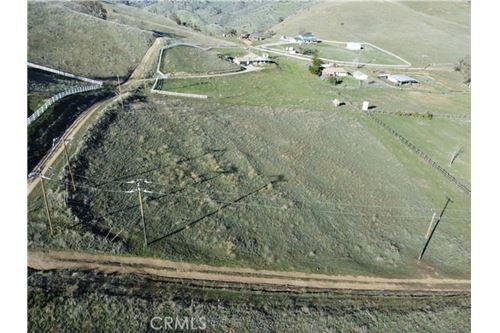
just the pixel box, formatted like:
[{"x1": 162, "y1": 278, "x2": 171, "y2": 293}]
[
  {"x1": 27, "y1": 84, "x2": 102, "y2": 126},
  {"x1": 28, "y1": 62, "x2": 103, "y2": 86},
  {"x1": 151, "y1": 89, "x2": 208, "y2": 99}
]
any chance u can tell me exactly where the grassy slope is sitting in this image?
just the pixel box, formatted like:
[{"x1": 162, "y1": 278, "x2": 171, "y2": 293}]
[
  {"x1": 270, "y1": 42, "x2": 406, "y2": 65},
  {"x1": 27, "y1": 0, "x2": 470, "y2": 280},
  {"x1": 28, "y1": 2, "x2": 154, "y2": 78},
  {"x1": 160, "y1": 46, "x2": 241, "y2": 75},
  {"x1": 28, "y1": 90, "x2": 470, "y2": 279},
  {"x1": 270, "y1": 1, "x2": 470, "y2": 65},
  {"x1": 101, "y1": 2, "x2": 234, "y2": 46},
  {"x1": 28, "y1": 269, "x2": 471, "y2": 333},
  {"x1": 144, "y1": 1, "x2": 311, "y2": 35}
]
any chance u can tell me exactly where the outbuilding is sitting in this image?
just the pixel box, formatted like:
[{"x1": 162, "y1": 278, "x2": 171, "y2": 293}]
[
  {"x1": 346, "y1": 42, "x2": 363, "y2": 51},
  {"x1": 294, "y1": 32, "x2": 318, "y2": 43},
  {"x1": 386, "y1": 74, "x2": 419, "y2": 86},
  {"x1": 322, "y1": 67, "x2": 350, "y2": 77}
]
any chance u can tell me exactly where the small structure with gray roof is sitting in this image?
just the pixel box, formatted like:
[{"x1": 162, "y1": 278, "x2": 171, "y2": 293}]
[{"x1": 385, "y1": 74, "x2": 419, "y2": 86}]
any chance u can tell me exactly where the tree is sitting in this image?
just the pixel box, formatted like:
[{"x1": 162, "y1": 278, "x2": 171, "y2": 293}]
[{"x1": 309, "y1": 52, "x2": 323, "y2": 76}]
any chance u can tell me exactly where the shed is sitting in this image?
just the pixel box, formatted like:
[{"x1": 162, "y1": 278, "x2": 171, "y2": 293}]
[
  {"x1": 322, "y1": 67, "x2": 350, "y2": 77},
  {"x1": 387, "y1": 74, "x2": 419, "y2": 85},
  {"x1": 294, "y1": 32, "x2": 318, "y2": 43},
  {"x1": 346, "y1": 42, "x2": 363, "y2": 51}
]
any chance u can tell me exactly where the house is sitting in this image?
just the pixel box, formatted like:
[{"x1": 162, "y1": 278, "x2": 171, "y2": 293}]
[
  {"x1": 386, "y1": 74, "x2": 419, "y2": 86},
  {"x1": 346, "y1": 42, "x2": 363, "y2": 51},
  {"x1": 322, "y1": 67, "x2": 350, "y2": 77},
  {"x1": 293, "y1": 32, "x2": 318, "y2": 43},
  {"x1": 285, "y1": 46, "x2": 297, "y2": 54},
  {"x1": 352, "y1": 71, "x2": 368, "y2": 81},
  {"x1": 233, "y1": 53, "x2": 271, "y2": 66}
]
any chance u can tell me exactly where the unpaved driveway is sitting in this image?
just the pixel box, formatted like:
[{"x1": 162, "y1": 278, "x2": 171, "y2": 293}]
[{"x1": 28, "y1": 250, "x2": 470, "y2": 292}]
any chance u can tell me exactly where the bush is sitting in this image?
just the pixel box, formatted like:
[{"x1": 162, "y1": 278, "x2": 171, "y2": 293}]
[
  {"x1": 309, "y1": 53, "x2": 323, "y2": 76},
  {"x1": 455, "y1": 55, "x2": 471, "y2": 84}
]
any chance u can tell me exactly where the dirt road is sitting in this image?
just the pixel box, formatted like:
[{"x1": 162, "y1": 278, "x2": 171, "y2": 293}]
[
  {"x1": 28, "y1": 37, "x2": 166, "y2": 196},
  {"x1": 28, "y1": 250, "x2": 470, "y2": 292}
]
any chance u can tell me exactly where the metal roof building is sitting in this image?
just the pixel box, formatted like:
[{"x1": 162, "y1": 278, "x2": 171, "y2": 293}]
[{"x1": 387, "y1": 74, "x2": 419, "y2": 85}]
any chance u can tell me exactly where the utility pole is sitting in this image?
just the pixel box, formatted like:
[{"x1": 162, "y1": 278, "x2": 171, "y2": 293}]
[
  {"x1": 127, "y1": 180, "x2": 152, "y2": 246},
  {"x1": 39, "y1": 173, "x2": 54, "y2": 236},
  {"x1": 137, "y1": 182, "x2": 147, "y2": 245},
  {"x1": 116, "y1": 75, "x2": 124, "y2": 113},
  {"x1": 419, "y1": 196, "x2": 453, "y2": 261},
  {"x1": 62, "y1": 139, "x2": 76, "y2": 191},
  {"x1": 425, "y1": 212, "x2": 437, "y2": 239}
]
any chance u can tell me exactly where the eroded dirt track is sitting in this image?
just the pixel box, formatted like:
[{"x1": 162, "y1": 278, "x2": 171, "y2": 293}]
[{"x1": 28, "y1": 250, "x2": 470, "y2": 292}]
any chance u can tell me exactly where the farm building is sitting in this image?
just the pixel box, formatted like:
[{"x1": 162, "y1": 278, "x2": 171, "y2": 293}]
[
  {"x1": 322, "y1": 67, "x2": 350, "y2": 77},
  {"x1": 352, "y1": 71, "x2": 368, "y2": 81},
  {"x1": 293, "y1": 32, "x2": 318, "y2": 43},
  {"x1": 346, "y1": 42, "x2": 363, "y2": 50},
  {"x1": 385, "y1": 74, "x2": 419, "y2": 86},
  {"x1": 233, "y1": 53, "x2": 271, "y2": 66}
]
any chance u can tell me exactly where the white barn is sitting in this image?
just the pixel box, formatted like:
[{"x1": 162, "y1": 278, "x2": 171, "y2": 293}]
[{"x1": 346, "y1": 42, "x2": 363, "y2": 51}]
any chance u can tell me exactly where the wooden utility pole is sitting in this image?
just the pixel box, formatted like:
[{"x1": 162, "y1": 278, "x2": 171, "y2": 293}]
[
  {"x1": 117, "y1": 75, "x2": 124, "y2": 112},
  {"x1": 419, "y1": 197, "x2": 453, "y2": 261},
  {"x1": 136, "y1": 182, "x2": 148, "y2": 246},
  {"x1": 425, "y1": 212, "x2": 437, "y2": 239},
  {"x1": 62, "y1": 139, "x2": 76, "y2": 191},
  {"x1": 39, "y1": 174, "x2": 54, "y2": 235}
]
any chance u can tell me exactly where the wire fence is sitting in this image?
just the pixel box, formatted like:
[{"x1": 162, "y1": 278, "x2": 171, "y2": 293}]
[
  {"x1": 28, "y1": 62, "x2": 103, "y2": 86},
  {"x1": 27, "y1": 84, "x2": 103, "y2": 126},
  {"x1": 366, "y1": 113, "x2": 471, "y2": 196}
]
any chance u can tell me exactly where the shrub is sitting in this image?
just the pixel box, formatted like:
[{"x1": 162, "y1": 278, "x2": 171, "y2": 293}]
[{"x1": 309, "y1": 53, "x2": 323, "y2": 76}]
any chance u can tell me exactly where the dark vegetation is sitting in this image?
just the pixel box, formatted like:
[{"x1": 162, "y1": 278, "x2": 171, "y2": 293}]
[
  {"x1": 28, "y1": 89, "x2": 113, "y2": 173},
  {"x1": 139, "y1": 1, "x2": 310, "y2": 36},
  {"x1": 27, "y1": 68, "x2": 86, "y2": 117},
  {"x1": 70, "y1": 1, "x2": 108, "y2": 20},
  {"x1": 28, "y1": 268, "x2": 471, "y2": 333},
  {"x1": 454, "y1": 55, "x2": 471, "y2": 84},
  {"x1": 394, "y1": 111, "x2": 434, "y2": 120},
  {"x1": 308, "y1": 51, "x2": 323, "y2": 75}
]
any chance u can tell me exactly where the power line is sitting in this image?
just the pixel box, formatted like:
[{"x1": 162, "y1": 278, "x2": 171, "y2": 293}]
[{"x1": 67, "y1": 173, "x2": 471, "y2": 213}]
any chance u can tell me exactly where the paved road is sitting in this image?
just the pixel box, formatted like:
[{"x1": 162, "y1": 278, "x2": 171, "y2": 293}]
[{"x1": 28, "y1": 250, "x2": 470, "y2": 292}]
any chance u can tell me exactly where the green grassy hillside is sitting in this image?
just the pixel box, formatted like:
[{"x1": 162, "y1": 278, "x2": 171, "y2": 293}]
[
  {"x1": 270, "y1": 1, "x2": 470, "y2": 65},
  {"x1": 28, "y1": 1, "x2": 154, "y2": 78},
  {"x1": 160, "y1": 46, "x2": 241, "y2": 75},
  {"x1": 142, "y1": 1, "x2": 311, "y2": 36}
]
